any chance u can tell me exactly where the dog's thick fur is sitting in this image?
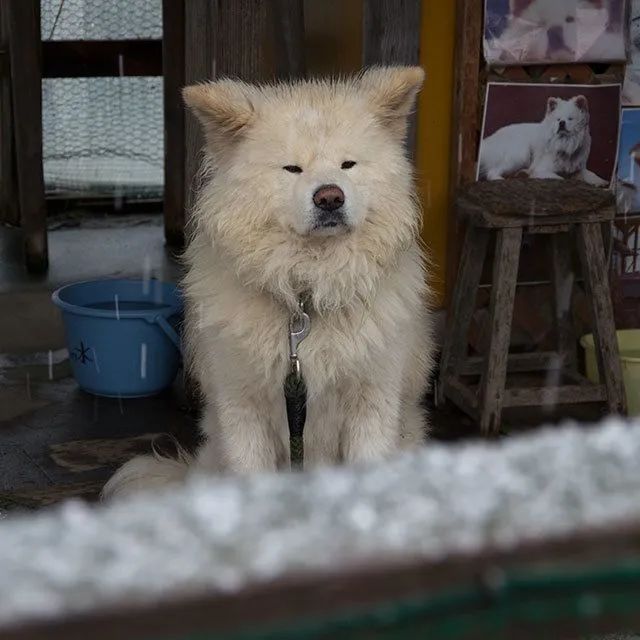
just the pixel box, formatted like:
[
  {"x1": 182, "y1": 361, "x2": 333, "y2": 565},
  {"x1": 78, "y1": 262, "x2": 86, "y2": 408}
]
[
  {"x1": 479, "y1": 94, "x2": 607, "y2": 186},
  {"x1": 102, "y1": 67, "x2": 434, "y2": 498}
]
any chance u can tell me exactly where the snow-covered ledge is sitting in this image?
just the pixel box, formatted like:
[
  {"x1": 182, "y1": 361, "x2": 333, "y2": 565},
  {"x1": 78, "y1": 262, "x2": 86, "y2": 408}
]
[{"x1": 1, "y1": 418, "x2": 640, "y2": 635}]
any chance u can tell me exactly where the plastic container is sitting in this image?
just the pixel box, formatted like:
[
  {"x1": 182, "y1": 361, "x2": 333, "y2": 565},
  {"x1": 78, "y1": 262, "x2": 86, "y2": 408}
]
[
  {"x1": 52, "y1": 279, "x2": 182, "y2": 398},
  {"x1": 580, "y1": 329, "x2": 640, "y2": 416}
]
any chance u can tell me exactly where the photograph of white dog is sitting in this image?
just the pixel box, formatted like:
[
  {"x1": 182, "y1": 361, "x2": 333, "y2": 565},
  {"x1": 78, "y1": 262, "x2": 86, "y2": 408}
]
[
  {"x1": 484, "y1": 0, "x2": 627, "y2": 66},
  {"x1": 478, "y1": 82, "x2": 621, "y2": 186},
  {"x1": 616, "y1": 107, "x2": 640, "y2": 212},
  {"x1": 623, "y1": 0, "x2": 640, "y2": 105}
]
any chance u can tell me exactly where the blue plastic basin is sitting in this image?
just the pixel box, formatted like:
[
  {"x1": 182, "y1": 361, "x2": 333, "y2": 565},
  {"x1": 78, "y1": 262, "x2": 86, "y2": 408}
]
[{"x1": 52, "y1": 279, "x2": 183, "y2": 398}]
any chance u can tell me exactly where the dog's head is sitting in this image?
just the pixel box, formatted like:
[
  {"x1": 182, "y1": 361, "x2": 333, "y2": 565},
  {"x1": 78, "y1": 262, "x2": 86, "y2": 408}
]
[
  {"x1": 183, "y1": 67, "x2": 424, "y2": 308},
  {"x1": 545, "y1": 95, "x2": 590, "y2": 137},
  {"x1": 184, "y1": 67, "x2": 423, "y2": 239}
]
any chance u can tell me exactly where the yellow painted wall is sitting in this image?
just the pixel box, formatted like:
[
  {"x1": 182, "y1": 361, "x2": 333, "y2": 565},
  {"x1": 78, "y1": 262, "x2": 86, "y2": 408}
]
[
  {"x1": 416, "y1": 0, "x2": 456, "y2": 308},
  {"x1": 305, "y1": 0, "x2": 457, "y2": 308}
]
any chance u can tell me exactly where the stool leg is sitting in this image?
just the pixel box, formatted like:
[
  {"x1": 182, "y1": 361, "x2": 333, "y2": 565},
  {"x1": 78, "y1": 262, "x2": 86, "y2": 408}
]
[
  {"x1": 551, "y1": 232, "x2": 578, "y2": 372},
  {"x1": 438, "y1": 226, "x2": 489, "y2": 404},
  {"x1": 576, "y1": 223, "x2": 627, "y2": 415},
  {"x1": 479, "y1": 227, "x2": 522, "y2": 435}
]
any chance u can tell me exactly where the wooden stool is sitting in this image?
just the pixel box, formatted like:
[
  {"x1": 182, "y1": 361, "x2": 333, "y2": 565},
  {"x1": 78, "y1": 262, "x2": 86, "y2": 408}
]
[{"x1": 438, "y1": 180, "x2": 627, "y2": 435}]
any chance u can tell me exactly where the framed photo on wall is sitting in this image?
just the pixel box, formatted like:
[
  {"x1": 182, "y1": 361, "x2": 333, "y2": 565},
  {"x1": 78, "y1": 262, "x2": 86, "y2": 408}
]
[
  {"x1": 477, "y1": 82, "x2": 621, "y2": 187},
  {"x1": 616, "y1": 108, "x2": 640, "y2": 213},
  {"x1": 484, "y1": 0, "x2": 628, "y2": 66}
]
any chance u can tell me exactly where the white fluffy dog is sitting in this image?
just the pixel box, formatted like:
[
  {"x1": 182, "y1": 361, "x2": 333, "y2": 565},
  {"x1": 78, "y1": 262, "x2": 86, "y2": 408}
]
[
  {"x1": 102, "y1": 67, "x2": 434, "y2": 498},
  {"x1": 479, "y1": 94, "x2": 608, "y2": 186}
]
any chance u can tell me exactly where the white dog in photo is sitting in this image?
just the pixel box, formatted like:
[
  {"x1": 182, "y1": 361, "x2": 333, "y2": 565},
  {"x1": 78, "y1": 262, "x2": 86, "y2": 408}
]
[
  {"x1": 102, "y1": 67, "x2": 434, "y2": 498},
  {"x1": 488, "y1": 0, "x2": 624, "y2": 64},
  {"x1": 479, "y1": 94, "x2": 608, "y2": 186}
]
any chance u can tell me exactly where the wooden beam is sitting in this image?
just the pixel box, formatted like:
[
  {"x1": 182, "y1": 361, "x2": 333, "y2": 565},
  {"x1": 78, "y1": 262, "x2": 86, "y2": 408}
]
[
  {"x1": 6, "y1": 0, "x2": 47, "y2": 272},
  {"x1": 362, "y1": 0, "x2": 422, "y2": 160},
  {"x1": 162, "y1": 0, "x2": 186, "y2": 248},
  {"x1": 42, "y1": 40, "x2": 162, "y2": 78}
]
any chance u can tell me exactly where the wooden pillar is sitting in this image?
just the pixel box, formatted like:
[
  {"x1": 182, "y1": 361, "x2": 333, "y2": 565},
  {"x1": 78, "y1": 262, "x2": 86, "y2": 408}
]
[
  {"x1": 162, "y1": 0, "x2": 186, "y2": 248},
  {"x1": 0, "y1": 2, "x2": 19, "y2": 228},
  {"x1": 362, "y1": 0, "x2": 422, "y2": 160},
  {"x1": 6, "y1": 0, "x2": 47, "y2": 272}
]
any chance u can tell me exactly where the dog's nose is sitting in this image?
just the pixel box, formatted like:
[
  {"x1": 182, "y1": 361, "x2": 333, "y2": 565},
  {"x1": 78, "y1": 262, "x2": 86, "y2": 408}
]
[
  {"x1": 558, "y1": 120, "x2": 567, "y2": 131},
  {"x1": 313, "y1": 184, "x2": 345, "y2": 211}
]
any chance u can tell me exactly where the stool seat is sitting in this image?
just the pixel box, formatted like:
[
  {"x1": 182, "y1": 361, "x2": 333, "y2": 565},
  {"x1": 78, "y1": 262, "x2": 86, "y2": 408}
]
[
  {"x1": 458, "y1": 179, "x2": 615, "y2": 228},
  {"x1": 438, "y1": 178, "x2": 626, "y2": 435}
]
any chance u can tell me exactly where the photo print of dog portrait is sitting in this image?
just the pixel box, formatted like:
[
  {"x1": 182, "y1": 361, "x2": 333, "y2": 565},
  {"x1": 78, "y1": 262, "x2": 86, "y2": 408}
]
[
  {"x1": 616, "y1": 108, "x2": 640, "y2": 213},
  {"x1": 484, "y1": 0, "x2": 628, "y2": 66},
  {"x1": 623, "y1": 0, "x2": 640, "y2": 104},
  {"x1": 477, "y1": 82, "x2": 621, "y2": 187}
]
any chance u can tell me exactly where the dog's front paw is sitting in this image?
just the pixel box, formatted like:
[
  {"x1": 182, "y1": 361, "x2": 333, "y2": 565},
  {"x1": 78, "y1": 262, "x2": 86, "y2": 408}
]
[{"x1": 581, "y1": 171, "x2": 608, "y2": 188}]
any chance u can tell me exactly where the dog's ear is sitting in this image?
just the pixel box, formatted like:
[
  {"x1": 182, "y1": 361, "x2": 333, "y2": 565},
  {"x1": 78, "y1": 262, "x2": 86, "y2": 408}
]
[
  {"x1": 183, "y1": 80, "x2": 254, "y2": 149},
  {"x1": 574, "y1": 95, "x2": 589, "y2": 112},
  {"x1": 360, "y1": 66, "x2": 425, "y2": 139},
  {"x1": 547, "y1": 97, "x2": 560, "y2": 113}
]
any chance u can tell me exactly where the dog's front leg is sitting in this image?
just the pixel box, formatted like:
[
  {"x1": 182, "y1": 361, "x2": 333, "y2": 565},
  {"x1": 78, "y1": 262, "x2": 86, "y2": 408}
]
[
  {"x1": 580, "y1": 168, "x2": 608, "y2": 187},
  {"x1": 341, "y1": 382, "x2": 402, "y2": 464},
  {"x1": 215, "y1": 394, "x2": 281, "y2": 473}
]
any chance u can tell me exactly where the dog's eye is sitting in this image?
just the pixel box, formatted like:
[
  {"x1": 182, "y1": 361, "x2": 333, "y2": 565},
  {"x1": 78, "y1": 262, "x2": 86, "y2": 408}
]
[
  {"x1": 566, "y1": 15, "x2": 575, "y2": 23},
  {"x1": 341, "y1": 160, "x2": 357, "y2": 169},
  {"x1": 283, "y1": 165, "x2": 303, "y2": 174}
]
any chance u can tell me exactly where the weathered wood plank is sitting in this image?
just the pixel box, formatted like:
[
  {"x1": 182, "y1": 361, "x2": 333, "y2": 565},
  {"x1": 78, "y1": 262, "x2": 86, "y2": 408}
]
[
  {"x1": 478, "y1": 227, "x2": 522, "y2": 435},
  {"x1": 576, "y1": 223, "x2": 627, "y2": 415},
  {"x1": 271, "y1": 0, "x2": 306, "y2": 79},
  {"x1": 6, "y1": 0, "x2": 48, "y2": 272},
  {"x1": 460, "y1": 351, "x2": 567, "y2": 376},
  {"x1": 503, "y1": 384, "x2": 607, "y2": 408},
  {"x1": 215, "y1": 0, "x2": 269, "y2": 80},
  {"x1": 162, "y1": 0, "x2": 186, "y2": 247},
  {"x1": 438, "y1": 225, "x2": 489, "y2": 404},
  {"x1": 362, "y1": 0, "x2": 422, "y2": 160}
]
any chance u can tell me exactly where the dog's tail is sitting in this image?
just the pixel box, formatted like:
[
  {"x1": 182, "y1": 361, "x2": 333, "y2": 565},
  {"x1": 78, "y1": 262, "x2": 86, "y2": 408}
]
[{"x1": 101, "y1": 450, "x2": 191, "y2": 500}]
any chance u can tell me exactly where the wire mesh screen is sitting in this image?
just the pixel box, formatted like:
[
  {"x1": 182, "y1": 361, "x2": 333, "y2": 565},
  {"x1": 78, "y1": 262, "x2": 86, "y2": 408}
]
[
  {"x1": 41, "y1": 0, "x2": 164, "y2": 200},
  {"x1": 41, "y1": 0, "x2": 162, "y2": 42}
]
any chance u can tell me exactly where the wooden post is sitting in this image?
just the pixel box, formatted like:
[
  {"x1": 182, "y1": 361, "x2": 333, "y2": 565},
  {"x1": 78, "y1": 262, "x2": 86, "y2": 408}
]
[
  {"x1": 163, "y1": 0, "x2": 186, "y2": 248},
  {"x1": 445, "y1": 0, "x2": 483, "y2": 306},
  {"x1": 6, "y1": 0, "x2": 48, "y2": 272},
  {"x1": 362, "y1": 0, "x2": 422, "y2": 160},
  {"x1": 183, "y1": 0, "x2": 216, "y2": 216},
  {"x1": 0, "y1": 2, "x2": 19, "y2": 228}
]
